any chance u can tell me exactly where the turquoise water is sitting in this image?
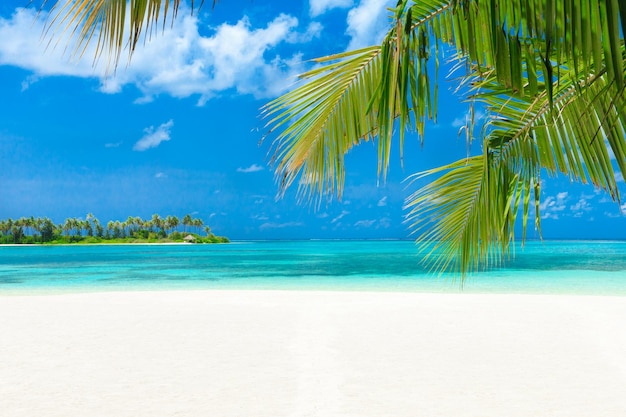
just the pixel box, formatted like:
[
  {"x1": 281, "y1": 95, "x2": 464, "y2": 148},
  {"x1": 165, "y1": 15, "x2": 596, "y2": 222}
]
[{"x1": 1, "y1": 240, "x2": 625, "y2": 295}]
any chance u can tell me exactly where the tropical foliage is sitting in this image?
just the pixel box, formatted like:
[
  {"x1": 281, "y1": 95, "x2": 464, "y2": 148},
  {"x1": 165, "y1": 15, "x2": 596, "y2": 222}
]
[
  {"x1": 40, "y1": 0, "x2": 626, "y2": 274},
  {"x1": 0, "y1": 214, "x2": 228, "y2": 244},
  {"x1": 264, "y1": 0, "x2": 626, "y2": 275}
]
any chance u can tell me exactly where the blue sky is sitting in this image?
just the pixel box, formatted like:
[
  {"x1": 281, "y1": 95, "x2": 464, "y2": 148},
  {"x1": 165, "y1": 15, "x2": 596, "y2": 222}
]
[{"x1": 1, "y1": 0, "x2": 625, "y2": 240}]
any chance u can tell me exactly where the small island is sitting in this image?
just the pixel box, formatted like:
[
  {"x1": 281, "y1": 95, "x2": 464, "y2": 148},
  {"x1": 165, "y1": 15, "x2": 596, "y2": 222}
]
[{"x1": 0, "y1": 213, "x2": 229, "y2": 245}]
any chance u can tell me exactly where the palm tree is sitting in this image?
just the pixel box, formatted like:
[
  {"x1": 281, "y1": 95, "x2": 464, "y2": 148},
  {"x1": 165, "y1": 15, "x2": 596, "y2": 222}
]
[
  {"x1": 166, "y1": 215, "x2": 180, "y2": 235},
  {"x1": 192, "y1": 218, "x2": 203, "y2": 234},
  {"x1": 126, "y1": 216, "x2": 136, "y2": 237},
  {"x1": 63, "y1": 218, "x2": 73, "y2": 237},
  {"x1": 41, "y1": 1, "x2": 626, "y2": 274},
  {"x1": 95, "y1": 220, "x2": 104, "y2": 238},
  {"x1": 106, "y1": 221, "x2": 115, "y2": 239},
  {"x1": 40, "y1": 218, "x2": 56, "y2": 242},
  {"x1": 85, "y1": 213, "x2": 96, "y2": 237},
  {"x1": 182, "y1": 214, "x2": 192, "y2": 233}
]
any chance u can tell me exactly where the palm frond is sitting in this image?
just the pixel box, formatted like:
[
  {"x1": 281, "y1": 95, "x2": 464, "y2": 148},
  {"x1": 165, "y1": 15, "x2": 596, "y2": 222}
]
[
  {"x1": 446, "y1": 0, "x2": 626, "y2": 99},
  {"x1": 264, "y1": 0, "x2": 453, "y2": 201},
  {"x1": 42, "y1": 0, "x2": 205, "y2": 69},
  {"x1": 405, "y1": 148, "x2": 539, "y2": 275},
  {"x1": 406, "y1": 63, "x2": 626, "y2": 275},
  {"x1": 263, "y1": 46, "x2": 383, "y2": 202}
]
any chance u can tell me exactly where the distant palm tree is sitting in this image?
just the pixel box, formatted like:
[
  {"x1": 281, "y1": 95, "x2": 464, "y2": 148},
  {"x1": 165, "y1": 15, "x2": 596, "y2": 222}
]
[
  {"x1": 86, "y1": 213, "x2": 96, "y2": 237},
  {"x1": 166, "y1": 215, "x2": 180, "y2": 235},
  {"x1": 192, "y1": 218, "x2": 203, "y2": 234},
  {"x1": 182, "y1": 214, "x2": 192, "y2": 233},
  {"x1": 126, "y1": 216, "x2": 136, "y2": 237},
  {"x1": 106, "y1": 221, "x2": 114, "y2": 239},
  {"x1": 84, "y1": 220, "x2": 93, "y2": 237},
  {"x1": 63, "y1": 219, "x2": 73, "y2": 237},
  {"x1": 135, "y1": 216, "x2": 144, "y2": 234}
]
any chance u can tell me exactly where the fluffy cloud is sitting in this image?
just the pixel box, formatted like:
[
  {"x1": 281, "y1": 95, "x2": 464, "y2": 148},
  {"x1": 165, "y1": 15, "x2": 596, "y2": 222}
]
[
  {"x1": 539, "y1": 191, "x2": 568, "y2": 220},
  {"x1": 237, "y1": 164, "x2": 264, "y2": 173},
  {"x1": 451, "y1": 110, "x2": 486, "y2": 128},
  {"x1": 570, "y1": 196, "x2": 593, "y2": 218},
  {"x1": 0, "y1": 8, "x2": 96, "y2": 78},
  {"x1": 310, "y1": 0, "x2": 354, "y2": 17},
  {"x1": 354, "y1": 217, "x2": 391, "y2": 229},
  {"x1": 133, "y1": 120, "x2": 174, "y2": 151},
  {"x1": 259, "y1": 221, "x2": 304, "y2": 230},
  {"x1": 354, "y1": 219, "x2": 376, "y2": 228},
  {"x1": 0, "y1": 7, "x2": 312, "y2": 103},
  {"x1": 345, "y1": 0, "x2": 394, "y2": 50},
  {"x1": 331, "y1": 210, "x2": 350, "y2": 224}
]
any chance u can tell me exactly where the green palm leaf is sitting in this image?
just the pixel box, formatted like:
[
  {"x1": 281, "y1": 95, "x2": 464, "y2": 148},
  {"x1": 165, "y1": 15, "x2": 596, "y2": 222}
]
[
  {"x1": 42, "y1": 0, "x2": 209, "y2": 68},
  {"x1": 406, "y1": 64, "x2": 626, "y2": 275},
  {"x1": 264, "y1": 0, "x2": 452, "y2": 201}
]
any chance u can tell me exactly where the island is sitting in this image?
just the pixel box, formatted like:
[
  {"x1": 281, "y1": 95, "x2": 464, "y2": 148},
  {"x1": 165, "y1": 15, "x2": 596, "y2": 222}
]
[{"x1": 0, "y1": 214, "x2": 229, "y2": 244}]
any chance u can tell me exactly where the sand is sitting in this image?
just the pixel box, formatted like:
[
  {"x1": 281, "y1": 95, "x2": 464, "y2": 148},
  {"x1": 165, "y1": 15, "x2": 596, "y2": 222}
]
[{"x1": 1, "y1": 290, "x2": 626, "y2": 417}]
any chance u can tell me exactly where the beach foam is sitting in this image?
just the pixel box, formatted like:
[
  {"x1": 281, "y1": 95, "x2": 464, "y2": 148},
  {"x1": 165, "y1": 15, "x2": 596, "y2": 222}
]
[{"x1": 1, "y1": 290, "x2": 626, "y2": 416}]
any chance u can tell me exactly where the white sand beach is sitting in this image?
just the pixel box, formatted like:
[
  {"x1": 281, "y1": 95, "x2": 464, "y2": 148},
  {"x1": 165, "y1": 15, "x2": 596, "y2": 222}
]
[{"x1": 1, "y1": 290, "x2": 626, "y2": 417}]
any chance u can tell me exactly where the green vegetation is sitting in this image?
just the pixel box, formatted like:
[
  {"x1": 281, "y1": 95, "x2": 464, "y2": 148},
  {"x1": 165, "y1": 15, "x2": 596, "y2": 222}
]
[{"x1": 0, "y1": 214, "x2": 229, "y2": 245}]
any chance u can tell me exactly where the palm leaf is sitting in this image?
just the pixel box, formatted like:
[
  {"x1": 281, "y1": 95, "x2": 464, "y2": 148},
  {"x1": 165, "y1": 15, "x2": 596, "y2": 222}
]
[
  {"x1": 406, "y1": 62, "x2": 626, "y2": 275},
  {"x1": 42, "y1": 0, "x2": 209, "y2": 69},
  {"x1": 264, "y1": 0, "x2": 453, "y2": 201}
]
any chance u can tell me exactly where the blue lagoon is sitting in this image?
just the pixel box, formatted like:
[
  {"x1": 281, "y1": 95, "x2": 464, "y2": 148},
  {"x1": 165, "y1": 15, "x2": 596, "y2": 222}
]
[{"x1": 1, "y1": 240, "x2": 625, "y2": 295}]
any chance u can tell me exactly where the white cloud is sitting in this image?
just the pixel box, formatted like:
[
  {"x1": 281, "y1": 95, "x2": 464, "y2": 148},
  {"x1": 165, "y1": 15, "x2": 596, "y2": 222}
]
[
  {"x1": 0, "y1": 8, "x2": 97, "y2": 78},
  {"x1": 452, "y1": 110, "x2": 486, "y2": 128},
  {"x1": 378, "y1": 217, "x2": 391, "y2": 228},
  {"x1": 155, "y1": 172, "x2": 167, "y2": 179},
  {"x1": 605, "y1": 211, "x2": 621, "y2": 218},
  {"x1": 377, "y1": 196, "x2": 387, "y2": 207},
  {"x1": 331, "y1": 210, "x2": 350, "y2": 224},
  {"x1": 237, "y1": 164, "x2": 264, "y2": 173},
  {"x1": 310, "y1": 0, "x2": 354, "y2": 17},
  {"x1": 605, "y1": 203, "x2": 626, "y2": 218},
  {"x1": 570, "y1": 197, "x2": 593, "y2": 218},
  {"x1": 354, "y1": 219, "x2": 376, "y2": 228},
  {"x1": 104, "y1": 142, "x2": 122, "y2": 148},
  {"x1": 21, "y1": 75, "x2": 39, "y2": 91},
  {"x1": 345, "y1": 0, "x2": 394, "y2": 50},
  {"x1": 354, "y1": 217, "x2": 391, "y2": 229},
  {"x1": 0, "y1": 7, "x2": 308, "y2": 103},
  {"x1": 133, "y1": 120, "x2": 174, "y2": 151},
  {"x1": 251, "y1": 214, "x2": 270, "y2": 221},
  {"x1": 616, "y1": 172, "x2": 624, "y2": 183},
  {"x1": 259, "y1": 221, "x2": 304, "y2": 230},
  {"x1": 286, "y1": 22, "x2": 324, "y2": 43},
  {"x1": 539, "y1": 192, "x2": 568, "y2": 220}
]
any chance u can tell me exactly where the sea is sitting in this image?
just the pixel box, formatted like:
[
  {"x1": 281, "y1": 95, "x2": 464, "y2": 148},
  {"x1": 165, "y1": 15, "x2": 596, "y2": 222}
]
[{"x1": 1, "y1": 240, "x2": 626, "y2": 295}]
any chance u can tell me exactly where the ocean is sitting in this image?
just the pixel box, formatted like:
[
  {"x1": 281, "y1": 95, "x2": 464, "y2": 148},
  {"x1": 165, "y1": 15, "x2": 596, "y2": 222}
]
[{"x1": 1, "y1": 240, "x2": 625, "y2": 295}]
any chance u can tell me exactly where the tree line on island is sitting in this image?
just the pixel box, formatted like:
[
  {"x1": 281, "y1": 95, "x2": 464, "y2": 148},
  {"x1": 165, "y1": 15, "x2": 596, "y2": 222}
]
[{"x1": 0, "y1": 214, "x2": 229, "y2": 244}]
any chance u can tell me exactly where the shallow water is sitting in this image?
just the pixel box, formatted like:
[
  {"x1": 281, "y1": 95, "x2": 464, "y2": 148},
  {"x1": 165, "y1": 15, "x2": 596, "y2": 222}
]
[{"x1": 1, "y1": 240, "x2": 625, "y2": 295}]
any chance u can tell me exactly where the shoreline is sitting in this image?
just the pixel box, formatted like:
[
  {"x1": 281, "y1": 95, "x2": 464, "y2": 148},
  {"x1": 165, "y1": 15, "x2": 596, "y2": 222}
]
[{"x1": 2, "y1": 289, "x2": 626, "y2": 416}]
